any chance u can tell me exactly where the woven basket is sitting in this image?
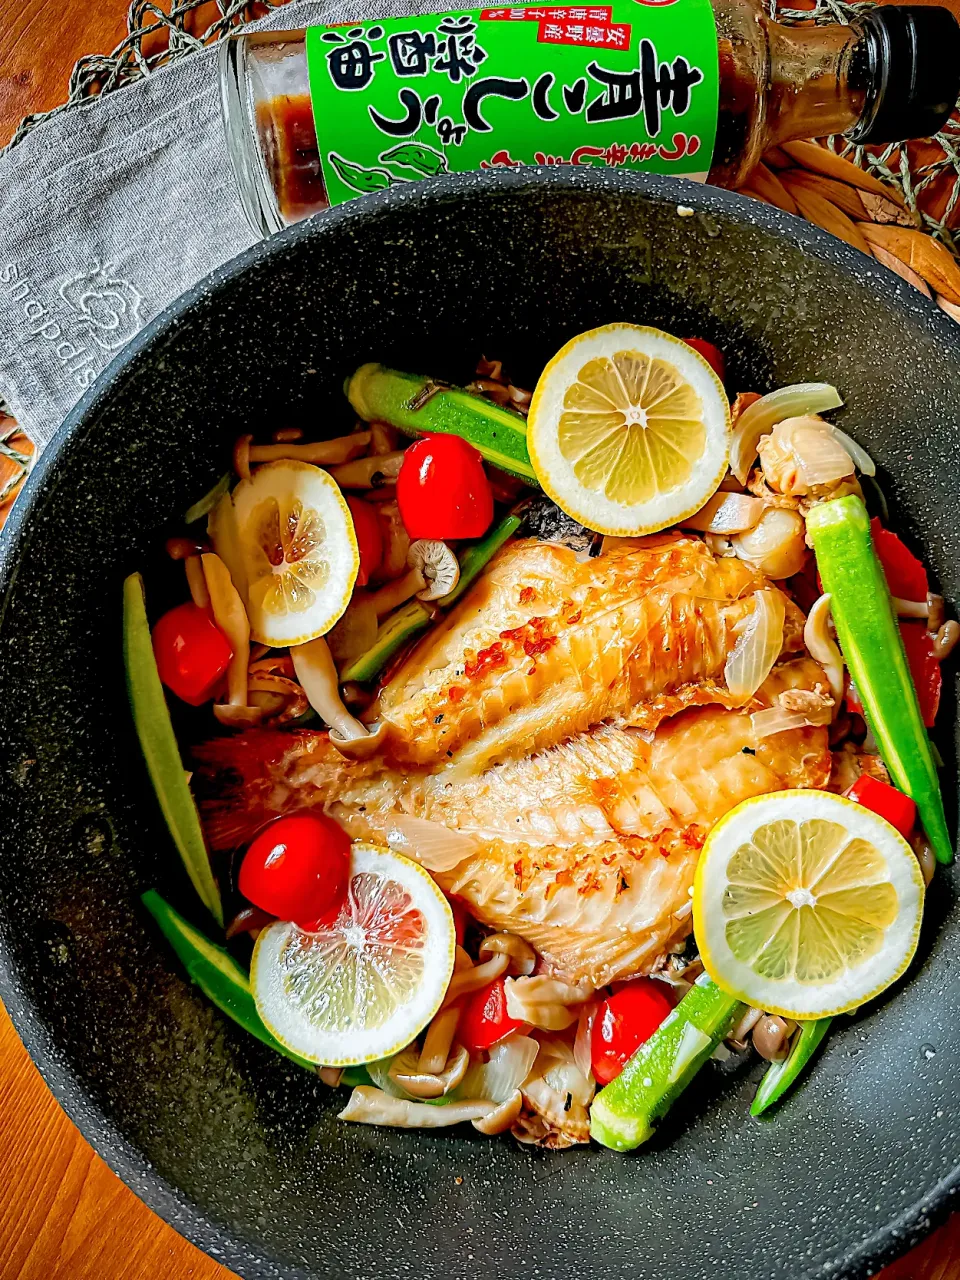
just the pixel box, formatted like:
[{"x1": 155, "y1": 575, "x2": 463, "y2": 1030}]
[{"x1": 1, "y1": 0, "x2": 958, "y2": 529}]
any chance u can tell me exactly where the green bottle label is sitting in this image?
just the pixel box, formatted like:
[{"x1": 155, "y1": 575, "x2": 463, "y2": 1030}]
[{"x1": 305, "y1": 0, "x2": 719, "y2": 206}]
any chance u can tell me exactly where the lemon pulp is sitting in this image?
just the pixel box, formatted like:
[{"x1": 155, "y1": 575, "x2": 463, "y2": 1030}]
[{"x1": 558, "y1": 351, "x2": 705, "y2": 505}]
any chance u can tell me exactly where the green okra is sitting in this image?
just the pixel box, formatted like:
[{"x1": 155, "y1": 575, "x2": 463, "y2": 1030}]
[
  {"x1": 341, "y1": 600, "x2": 433, "y2": 683},
  {"x1": 346, "y1": 363, "x2": 535, "y2": 481},
  {"x1": 142, "y1": 891, "x2": 313, "y2": 1070},
  {"x1": 440, "y1": 513, "x2": 522, "y2": 607},
  {"x1": 806, "y1": 495, "x2": 952, "y2": 863},
  {"x1": 341, "y1": 513, "x2": 522, "y2": 682},
  {"x1": 590, "y1": 975, "x2": 744, "y2": 1151},
  {"x1": 751, "y1": 1018, "x2": 832, "y2": 1116},
  {"x1": 123, "y1": 573, "x2": 223, "y2": 924},
  {"x1": 184, "y1": 473, "x2": 231, "y2": 525}
]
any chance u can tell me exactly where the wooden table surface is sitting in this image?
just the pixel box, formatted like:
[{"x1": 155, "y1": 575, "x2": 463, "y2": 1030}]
[{"x1": 1, "y1": 2, "x2": 959, "y2": 1277}]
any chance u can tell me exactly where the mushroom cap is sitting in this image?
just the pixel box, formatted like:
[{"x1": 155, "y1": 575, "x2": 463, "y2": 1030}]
[{"x1": 407, "y1": 539, "x2": 460, "y2": 601}]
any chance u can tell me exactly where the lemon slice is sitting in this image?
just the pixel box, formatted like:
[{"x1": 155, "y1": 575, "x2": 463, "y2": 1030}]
[
  {"x1": 231, "y1": 460, "x2": 359, "y2": 646},
  {"x1": 528, "y1": 324, "x2": 730, "y2": 535},
  {"x1": 694, "y1": 790, "x2": 924, "y2": 1018},
  {"x1": 251, "y1": 842, "x2": 455, "y2": 1065}
]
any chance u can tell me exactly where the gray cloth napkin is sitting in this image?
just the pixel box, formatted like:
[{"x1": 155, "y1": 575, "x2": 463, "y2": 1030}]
[{"x1": 0, "y1": 0, "x2": 452, "y2": 450}]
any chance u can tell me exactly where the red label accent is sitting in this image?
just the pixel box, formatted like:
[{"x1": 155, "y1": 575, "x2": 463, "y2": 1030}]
[
  {"x1": 538, "y1": 18, "x2": 630, "y2": 44},
  {"x1": 480, "y1": 5, "x2": 612, "y2": 18}
]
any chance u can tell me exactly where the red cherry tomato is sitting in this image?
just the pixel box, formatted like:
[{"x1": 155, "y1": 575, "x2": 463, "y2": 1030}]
[
  {"x1": 459, "y1": 976, "x2": 524, "y2": 1053},
  {"x1": 238, "y1": 813, "x2": 350, "y2": 926},
  {"x1": 152, "y1": 601, "x2": 233, "y2": 707},
  {"x1": 346, "y1": 496, "x2": 383, "y2": 587},
  {"x1": 845, "y1": 774, "x2": 917, "y2": 840},
  {"x1": 871, "y1": 520, "x2": 928, "y2": 603},
  {"x1": 684, "y1": 338, "x2": 726, "y2": 383},
  {"x1": 396, "y1": 435, "x2": 493, "y2": 540},
  {"x1": 591, "y1": 978, "x2": 674, "y2": 1086},
  {"x1": 899, "y1": 621, "x2": 941, "y2": 728},
  {"x1": 848, "y1": 621, "x2": 941, "y2": 729}
]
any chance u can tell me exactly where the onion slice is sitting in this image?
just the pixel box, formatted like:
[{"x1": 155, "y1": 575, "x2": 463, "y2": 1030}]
[
  {"x1": 730, "y1": 383, "x2": 843, "y2": 483},
  {"x1": 456, "y1": 1034, "x2": 540, "y2": 1104},
  {"x1": 680, "y1": 492, "x2": 765, "y2": 535},
  {"x1": 803, "y1": 593, "x2": 845, "y2": 704},
  {"x1": 724, "y1": 589, "x2": 786, "y2": 700},
  {"x1": 503, "y1": 976, "x2": 592, "y2": 1031},
  {"x1": 750, "y1": 707, "x2": 815, "y2": 738},
  {"x1": 338, "y1": 1086, "x2": 495, "y2": 1128},
  {"x1": 385, "y1": 815, "x2": 478, "y2": 873},
  {"x1": 822, "y1": 424, "x2": 875, "y2": 477}
]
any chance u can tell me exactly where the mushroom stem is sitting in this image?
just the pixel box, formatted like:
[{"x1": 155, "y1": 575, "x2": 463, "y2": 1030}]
[
  {"x1": 328, "y1": 451, "x2": 405, "y2": 489},
  {"x1": 367, "y1": 567, "x2": 427, "y2": 618},
  {"x1": 248, "y1": 432, "x2": 370, "y2": 467},
  {"x1": 201, "y1": 553, "x2": 250, "y2": 706},
  {"x1": 291, "y1": 636, "x2": 369, "y2": 741},
  {"x1": 185, "y1": 556, "x2": 211, "y2": 611}
]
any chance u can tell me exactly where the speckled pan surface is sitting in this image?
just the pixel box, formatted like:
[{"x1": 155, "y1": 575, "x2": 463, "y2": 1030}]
[{"x1": 0, "y1": 168, "x2": 958, "y2": 1280}]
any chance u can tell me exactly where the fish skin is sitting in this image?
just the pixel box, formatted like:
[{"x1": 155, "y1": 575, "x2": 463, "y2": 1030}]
[
  {"x1": 195, "y1": 658, "x2": 831, "y2": 987},
  {"x1": 368, "y1": 537, "x2": 806, "y2": 773}
]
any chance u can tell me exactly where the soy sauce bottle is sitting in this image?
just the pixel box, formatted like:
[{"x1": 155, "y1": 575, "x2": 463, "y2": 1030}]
[{"x1": 219, "y1": 0, "x2": 960, "y2": 236}]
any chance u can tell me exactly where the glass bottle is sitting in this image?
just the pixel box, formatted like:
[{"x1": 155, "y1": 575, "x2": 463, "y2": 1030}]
[{"x1": 220, "y1": 1, "x2": 960, "y2": 237}]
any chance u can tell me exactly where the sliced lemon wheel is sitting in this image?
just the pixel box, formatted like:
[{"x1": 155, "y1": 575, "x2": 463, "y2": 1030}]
[
  {"x1": 251, "y1": 842, "x2": 455, "y2": 1065},
  {"x1": 694, "y1": 790, "x2": 924, "y2": 1019},
  {"x1": 231, "y1": 460, "x2": 358, "y2": 646},
  {"x1": 528, "y1": 324, "x2": 730, "y2": 535}
]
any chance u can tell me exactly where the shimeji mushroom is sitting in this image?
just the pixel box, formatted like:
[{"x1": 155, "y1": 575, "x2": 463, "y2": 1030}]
[
  {"x1": 290, "y1": 636, "x2": 386, "y2": 758},
  {"x1": 366, "y1": 540, "x2": 460, "y2": 617}
]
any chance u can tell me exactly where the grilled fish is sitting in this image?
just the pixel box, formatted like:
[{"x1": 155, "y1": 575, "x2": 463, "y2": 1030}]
[
  {"x1": 196, "y1": 661, "x2": 831, "y2": 986},
  {"x1": 368, "y1": 536, "x2": 806, "y2": 773}
]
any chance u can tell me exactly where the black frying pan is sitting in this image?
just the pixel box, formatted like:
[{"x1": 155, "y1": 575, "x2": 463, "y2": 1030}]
[{"x1": 0, "y1": 168, "x2": 958, "y2": 1279}]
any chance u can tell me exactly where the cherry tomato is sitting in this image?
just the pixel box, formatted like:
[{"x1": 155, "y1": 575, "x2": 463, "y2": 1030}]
[
  {"x1": 459, "y1": 976, "x2": 524, "y2": 1053},
  {"x1": 591, "y1": 978, "x2": 673, "y2": 1086},
  {"x1": 346, "y1": 496, "x2": 383, "y2": 587},
  {"x1": 152, "y1": 601, "x2": 233, "y2": 707},
  {"x1": 871, "y1": 520, "x2": 928, "y2": 603},
  {"x1": 849, "y1": 622, "x2": 942, "y2": 729},
  {"x1": 845, "y1": 774, "x2": 917, "y2": 840},
  {"x1": 397, "y1": 435, "x2": 493, "y2": 540},
  {"x1": 238, "y1": 813, "x2": 350, "y2": 926},
  {"x1": 684, "y1": 338, "x2": 726, "y2": 383},
  {"x1": 899, "y1": 621, "x2": 941, "y2": 728}
]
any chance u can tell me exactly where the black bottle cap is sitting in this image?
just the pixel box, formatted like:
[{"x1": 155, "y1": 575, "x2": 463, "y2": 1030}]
[{"x1": 848, "y1": 5, "x2": 960, "y2": 145}]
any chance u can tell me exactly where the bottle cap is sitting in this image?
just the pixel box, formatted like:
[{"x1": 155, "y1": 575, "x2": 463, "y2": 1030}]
[{"x1": 848, "y1": 6, "x2": 960, "y2": 144}]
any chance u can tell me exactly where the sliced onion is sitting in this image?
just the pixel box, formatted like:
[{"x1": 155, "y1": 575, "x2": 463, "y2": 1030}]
[
  {"x1": 384, "y1": 815, "x2": 478, "y2": 873},
  {"x1": 803, "y1": 593, "x2": 845, "y2": 703},
  {"x1": 456, "y1": 1034, "x2": 540, "y2": 1104},
  {"x1": 503, "y1": 976, "x2": 592, "y2": 1030},
  {"x1": 573, "y1": 997, "x2": 601, "y2": 1078},
  {"x1": 680, "y1": 492, "x2": 765, "y2": 535},
  {"x1": 750, "y1": 706, "x2": 814, "y2": 737},
  {"x1": 338, "y1": 1086, "x2": 494, "y2": 1128},
  {"x1": 822, "y1": 424, "x2": 875, "y2": 477},
  {"x1": 365, "y1": 1056, "x2": 413, "y2": 1099},
  {"x1": 730, "y1": 383, "x2": 844, "y2": 483},
  {"x1": 759, "y1": 418, "x2": 855, "y2": 491},
  {"x1": 724, "y1": 589, "x2": 786, "y2": 700}
]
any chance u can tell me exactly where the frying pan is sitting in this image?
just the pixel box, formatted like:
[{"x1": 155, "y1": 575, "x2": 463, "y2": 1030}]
[{"x1": 0, "y1": 168, "x2": 957, "y2": 1279}]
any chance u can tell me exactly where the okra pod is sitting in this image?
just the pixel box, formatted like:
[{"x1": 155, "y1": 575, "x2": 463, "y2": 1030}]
[{"x1": 806, "y1": 495, "x2": 952, "y2": 863}]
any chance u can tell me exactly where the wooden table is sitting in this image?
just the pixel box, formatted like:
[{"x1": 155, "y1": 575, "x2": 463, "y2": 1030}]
[{"x1": 1, "y1": 2, "x2": 959, "y2": 1277}]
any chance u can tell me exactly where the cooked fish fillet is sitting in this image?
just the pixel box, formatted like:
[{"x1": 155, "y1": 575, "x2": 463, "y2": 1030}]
[
  {"x1": 369, "y1": 536, "x2": 806, "y2": 773},
  {"x1": 195, "y1": 659, "x2": 831, "y2": 986}
]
